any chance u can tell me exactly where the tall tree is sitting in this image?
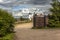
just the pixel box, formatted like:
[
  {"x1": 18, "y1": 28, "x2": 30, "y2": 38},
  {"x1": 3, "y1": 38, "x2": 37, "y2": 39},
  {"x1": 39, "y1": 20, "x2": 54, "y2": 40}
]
[{"x1": 48, "y1": 0, "x2": 60, "y2": 27}]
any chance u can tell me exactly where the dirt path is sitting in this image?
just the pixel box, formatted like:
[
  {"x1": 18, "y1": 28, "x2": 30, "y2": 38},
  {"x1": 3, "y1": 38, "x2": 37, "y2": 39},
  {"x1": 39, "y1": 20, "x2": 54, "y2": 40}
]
[
  {"x1": 15, "y1": 22, "x2": 33, "y2": 29},
  {"x1": 14, "y1": 23, "x2": 60, "y2": 40}
]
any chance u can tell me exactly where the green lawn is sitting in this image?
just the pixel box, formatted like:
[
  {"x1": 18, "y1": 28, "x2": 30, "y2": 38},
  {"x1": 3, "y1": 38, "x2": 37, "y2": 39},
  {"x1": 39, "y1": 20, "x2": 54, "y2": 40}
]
[
  {"x1": 15, "y1": 20, "x2": 32, "y2": 25},
  {"x1": 0, "y1": 33, "x2": 14, "y2": 40}
]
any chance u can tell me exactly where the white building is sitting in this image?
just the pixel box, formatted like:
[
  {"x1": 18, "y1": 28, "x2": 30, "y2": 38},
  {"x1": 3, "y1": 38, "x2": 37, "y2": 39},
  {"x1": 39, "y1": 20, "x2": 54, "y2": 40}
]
[
  {"x1": 22, "y1": 8, "x2": 30, "y2": 18},
  {"x1": 12, "y1": 8, "x2": 48, "y2": 20}
]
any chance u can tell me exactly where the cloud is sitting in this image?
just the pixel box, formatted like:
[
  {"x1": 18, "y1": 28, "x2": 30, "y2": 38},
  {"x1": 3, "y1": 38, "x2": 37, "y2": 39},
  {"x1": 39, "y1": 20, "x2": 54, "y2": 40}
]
[
  {"x1": 0, "y1": 0, "x2": 60, "y2": 11},
  {"x1": 0, "y1": 0, "x2": 3, "y2": 3},
  {"x1": 27, "y1": 0, "x2": 51, "y2": 5},
  {"x1": 0, "y1": 0, "x2": 60, "y2": 7},
  {"x1": 0, "y1": 0, "x2": 51, "y2": 7},
  {"x1": 0, "y1": 0, "x2": 12, "y2": 3}
]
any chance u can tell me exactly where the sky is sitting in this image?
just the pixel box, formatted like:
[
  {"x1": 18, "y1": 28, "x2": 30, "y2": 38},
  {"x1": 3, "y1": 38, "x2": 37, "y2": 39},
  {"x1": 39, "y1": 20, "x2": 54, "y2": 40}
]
[{"x1": 0, "y1": 0, "x2": 60, "y2": 11}]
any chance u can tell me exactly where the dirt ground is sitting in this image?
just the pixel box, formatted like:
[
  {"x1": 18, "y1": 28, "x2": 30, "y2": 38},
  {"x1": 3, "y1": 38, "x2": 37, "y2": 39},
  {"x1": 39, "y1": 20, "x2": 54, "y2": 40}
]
[
  {"x1": 14, "y1": 23, "x2": 60, "y2": 40},
  {"x1": 15, "y1": 22, "x2": 33, "y2": 29}
]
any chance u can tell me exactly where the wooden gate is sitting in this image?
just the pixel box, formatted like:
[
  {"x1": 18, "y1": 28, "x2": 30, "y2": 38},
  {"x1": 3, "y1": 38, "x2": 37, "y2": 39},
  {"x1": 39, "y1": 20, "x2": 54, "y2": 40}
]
[{"x1": 33, "y1": 14, "x2": 48, "y2": 28}]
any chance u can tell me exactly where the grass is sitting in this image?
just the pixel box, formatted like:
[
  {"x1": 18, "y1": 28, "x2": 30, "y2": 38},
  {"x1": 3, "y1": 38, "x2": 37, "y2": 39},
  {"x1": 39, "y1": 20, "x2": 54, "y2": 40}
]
[
  {"x1": 32, "y1": 26, "x2": 60, "y2": 29},
  {"x1": 0, "y1": 33, "x2": 14, "y2": 40},
  {"x1": 15, "y1": 20, "x2": 32, "y2": 25}
]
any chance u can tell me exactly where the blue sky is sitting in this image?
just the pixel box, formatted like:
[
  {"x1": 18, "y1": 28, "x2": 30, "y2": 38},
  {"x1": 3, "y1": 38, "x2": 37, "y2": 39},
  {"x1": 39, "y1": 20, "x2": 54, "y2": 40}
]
[{"x1": 12, "y1": 4, "x2": 33, "y2": 11}]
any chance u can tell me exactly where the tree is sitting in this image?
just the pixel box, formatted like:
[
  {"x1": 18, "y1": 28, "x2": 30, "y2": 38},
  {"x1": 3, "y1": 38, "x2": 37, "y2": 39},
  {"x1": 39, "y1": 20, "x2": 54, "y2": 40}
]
[
  {"x1": 0, "y1": 9, "x2": 15, "y2": 37},
  {"x1": 48, "y1": 0, "x2": 60, "y2": 28}
]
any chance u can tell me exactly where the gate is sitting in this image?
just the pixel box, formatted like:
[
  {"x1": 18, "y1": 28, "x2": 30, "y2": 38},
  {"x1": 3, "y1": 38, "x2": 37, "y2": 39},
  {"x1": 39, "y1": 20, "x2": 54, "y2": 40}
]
[{"x1": 33, "y1": 14, "x2": 48, "y2": 28}]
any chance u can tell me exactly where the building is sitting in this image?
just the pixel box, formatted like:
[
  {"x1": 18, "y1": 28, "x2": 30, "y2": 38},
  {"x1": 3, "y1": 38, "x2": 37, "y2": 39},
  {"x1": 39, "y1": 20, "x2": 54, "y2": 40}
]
[{"x1": 12, "y1": 8, "x2": 49, "y2": 20}]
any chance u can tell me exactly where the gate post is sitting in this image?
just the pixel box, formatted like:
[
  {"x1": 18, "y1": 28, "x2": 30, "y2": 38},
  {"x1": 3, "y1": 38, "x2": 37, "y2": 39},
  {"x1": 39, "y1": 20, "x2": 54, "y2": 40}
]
[
  {"x1": 33, "y1": 14, "x2": 37, "y2": 27},
  {"x1": 44, "y1": 15, "x2": 46, "y2": 27}
]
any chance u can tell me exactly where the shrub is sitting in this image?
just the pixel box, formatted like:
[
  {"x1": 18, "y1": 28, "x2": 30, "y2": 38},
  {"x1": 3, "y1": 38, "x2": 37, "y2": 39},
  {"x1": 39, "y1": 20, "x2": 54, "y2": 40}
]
[
  {"x1": 0, "y1": 9, "x2": 15, "y2": 37},
  {"x1": 48, "y1": 0, "x2": 60, "y2": 28}
]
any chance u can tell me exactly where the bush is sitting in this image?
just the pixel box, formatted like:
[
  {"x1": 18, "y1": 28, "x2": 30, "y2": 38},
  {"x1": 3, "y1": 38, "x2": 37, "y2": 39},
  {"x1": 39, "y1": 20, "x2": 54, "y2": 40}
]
[
  {"x1": 48, "y1": 0, "x2": 60, "y2": 28},
  {"x1": 0, "y1": 9, "x2": 15, "y2": 37}
]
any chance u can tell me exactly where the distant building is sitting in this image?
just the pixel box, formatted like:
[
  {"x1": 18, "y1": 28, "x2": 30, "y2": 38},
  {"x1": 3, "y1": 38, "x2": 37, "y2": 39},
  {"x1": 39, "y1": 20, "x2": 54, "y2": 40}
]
[{"x1": 11, "y1": 8, "x2": 49, "y2": 20}]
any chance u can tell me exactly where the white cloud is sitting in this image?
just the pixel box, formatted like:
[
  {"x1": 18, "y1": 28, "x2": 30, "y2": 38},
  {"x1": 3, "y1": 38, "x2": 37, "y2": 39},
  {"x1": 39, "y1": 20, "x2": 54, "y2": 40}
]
[
  {"x1": 0, "y1": 0, "x2": 3, "y2": 3},
  {"x1": 0, "y1": 0, "x2": 55, "y2": 11},
  {"x1": 0, "y1": 0, "x2": 18, "y2": 4}
]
